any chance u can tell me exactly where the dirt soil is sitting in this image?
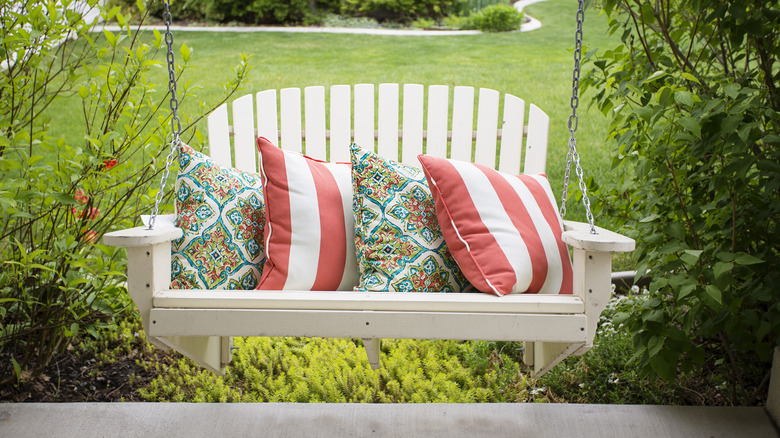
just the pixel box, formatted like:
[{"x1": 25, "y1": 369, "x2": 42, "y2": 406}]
[{"x1": 0, "y1": 339, "x2": 174, "y2": 403}]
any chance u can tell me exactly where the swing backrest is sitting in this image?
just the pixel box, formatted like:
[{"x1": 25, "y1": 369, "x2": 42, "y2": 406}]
[{"x1": 205, "y1": 84, "x2": 550, "y2": 174}]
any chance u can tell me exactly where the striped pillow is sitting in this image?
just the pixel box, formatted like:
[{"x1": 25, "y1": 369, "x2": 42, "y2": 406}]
[
  {"x1": 256, "y1": 137, "x2": 358, "y2": 290},
  {"x1": 417, "y1": 155, "x2": 573, "y2": 296}
]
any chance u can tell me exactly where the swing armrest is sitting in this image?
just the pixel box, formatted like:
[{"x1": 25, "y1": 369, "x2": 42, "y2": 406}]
[
  {"x1": 561, "y1": 220, "x2": 635, "y2": 253},
  {"x1": 103, "y1": 226, "x2": 183, "y2": 248}
]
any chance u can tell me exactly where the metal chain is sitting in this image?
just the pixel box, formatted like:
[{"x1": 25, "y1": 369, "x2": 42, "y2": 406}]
[
  {"x1": 148, "y1": 0, "x2": 182, "y2": 230},
  {"x1": 560, "y1": 0, "x2": 597, "y2": 234}
]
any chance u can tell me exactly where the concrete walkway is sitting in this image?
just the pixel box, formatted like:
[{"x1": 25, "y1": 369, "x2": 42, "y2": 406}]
[{"x1": 1, "y1": 402, "x2": 777, "y2": 438}]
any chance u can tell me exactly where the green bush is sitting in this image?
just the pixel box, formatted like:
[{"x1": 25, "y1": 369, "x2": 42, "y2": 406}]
[
  {"x1": 454, "y1": 0, "x2": 511, "y2": 15},
  {"x1": 465, "y1": 4, "x2": 523, "y2": 32},
  {"x1": 586, "y1": 0, "x2": 780, "y2": 405},
  {"x1": 0, "y1": 0, "x2": 249, "y2": 385},
  {"x1": 339, "y1": 0, "x2": 462, "y2": 23},
  {"x1": 110, "y1": 0, "x2": 340, "y2": 25}
]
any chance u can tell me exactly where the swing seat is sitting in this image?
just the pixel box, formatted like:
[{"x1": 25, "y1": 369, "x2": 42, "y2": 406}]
[{"x1": 104, "y1": 84, "x2": 634, "y2": 377}]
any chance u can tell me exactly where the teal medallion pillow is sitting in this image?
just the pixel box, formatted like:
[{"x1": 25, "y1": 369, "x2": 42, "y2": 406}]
[
  {"x1": 171, "y1": 143, "x2": 265, "y2": 289},
  {"x1": 351, "y1": 144, "x2": 472, "y2": 292}
]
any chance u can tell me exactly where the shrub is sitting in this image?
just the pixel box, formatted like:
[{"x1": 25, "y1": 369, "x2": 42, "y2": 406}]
[
  {"x1": 586, "y1": 0, "x2": 780, "y2": 405},
  {"x1": 109, "y1": 0, "x2": 340, "y2": 25},
  {"x1": 340, "y1": 0, "x2": 463, "y2": 24},
  {"x1": 0, "y1": 0, "x2": 249, "y2": 385},
  {"x1": 466, "y1": 4, "x2": 523, "y2": 32}
]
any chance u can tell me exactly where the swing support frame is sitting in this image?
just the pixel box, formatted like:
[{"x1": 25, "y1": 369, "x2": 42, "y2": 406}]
[{"x1": 103, "y1": 0, "x2": 635, "y2": 377}]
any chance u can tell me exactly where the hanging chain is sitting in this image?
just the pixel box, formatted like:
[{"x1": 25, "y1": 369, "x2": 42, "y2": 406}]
[
  {"x1": 148, "y1": 0, "x2": 182, "y2": 230},
  {"x1": 560, "y1": 0, "x2": 597, "y2": 234}
]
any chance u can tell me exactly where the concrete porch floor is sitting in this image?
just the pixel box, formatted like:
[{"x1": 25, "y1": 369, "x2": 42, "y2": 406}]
[{"x1": 1, "y1": 402, "x2": 778, "y2": 438}]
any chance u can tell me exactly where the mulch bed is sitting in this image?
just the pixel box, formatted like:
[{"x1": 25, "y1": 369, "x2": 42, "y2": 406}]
[{"x1": 0, "y1": 341, "x2": 174, "y2": 403}]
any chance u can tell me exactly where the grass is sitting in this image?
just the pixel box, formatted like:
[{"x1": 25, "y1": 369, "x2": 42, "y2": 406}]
[{"x1": 49, "y1": 0, "x2": 622, "y2": 226}]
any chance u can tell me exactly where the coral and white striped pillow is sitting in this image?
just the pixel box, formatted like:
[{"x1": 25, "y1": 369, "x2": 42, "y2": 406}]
[
  {"x1": 417, "y1": 155, "x2": 573, "y2": 296},
  {"x1": 256, "y1": 137, "x2": 358, "y2": 290}
]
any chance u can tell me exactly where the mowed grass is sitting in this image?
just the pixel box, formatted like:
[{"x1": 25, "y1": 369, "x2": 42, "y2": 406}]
[{"x1": 50, "y1": 0, "x2": 621, "y2": 224}]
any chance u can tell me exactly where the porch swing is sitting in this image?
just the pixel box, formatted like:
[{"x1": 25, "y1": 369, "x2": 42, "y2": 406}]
[{"x1": 104, "y1": 0, "x2": 634, "y2": 377}]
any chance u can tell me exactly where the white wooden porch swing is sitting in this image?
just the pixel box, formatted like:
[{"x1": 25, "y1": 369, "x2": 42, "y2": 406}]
[{"x1": 104, "y1": 0, "x2": 634, "y2": 378}]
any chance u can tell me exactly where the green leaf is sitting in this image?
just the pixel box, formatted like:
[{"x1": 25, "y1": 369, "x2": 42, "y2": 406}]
[
  {"x1": 713, "y1": 262, "x2": 733, "y2": 279},
  {"x1": 613, "y1": 312, "x2": 630, "y2": 325},
  {"x1": 705, "y1": 285, "x2": 722, "y2": 308},
  {"x1": 12, "y1": 357, "x2": 22, "y2": 383},
  {"x1": 103, "y1": 29, "x2": 117, "y2": 48},
  {"x1": 152, "y1": 28, "x2": 163, "y2": 48},
  {"x1": 674, "y1": 91, "x2": 696, "y2": 108},
  {"x1": 643, "y1": 70, "x2": 666, "y2": 83},
  {"x1": 648, "y1": 336, "x2": 665, "y2": 357},
  {"x1": 734, "y1": 253, "x2": 764, "y2": 265},
  {"x1": 666, "y1": 222, "x2": 687, "y2": 241},
  {"x1": 677, "y1": 284, "x2": 696, "y2": 300},
  {"x1": 650, "y1": 356, "x2": 675, "y2": 382},
  {"x1": 180, "y1": 43, "x2": 192, "y2": 63},
  {"x1": 641, "y1": 3, "x2": 656, "y2": 24},
  {"x1": 52, "y1": 192, "x2": 79, "y2": 205},
  {"x1": 681, "y1": 72, "x2": 700, "y2": 84},
  {"x1": 677, "y1": 116, "x2": 701, "y2": 138},
  {"x1": 639, "y1": 213, "x2": 660, "y2": 223},
  {"x1": 724, "y1": 83, "x2": 740, "y2": 99}
]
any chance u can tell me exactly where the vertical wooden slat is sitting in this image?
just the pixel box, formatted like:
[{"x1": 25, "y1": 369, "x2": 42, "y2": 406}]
[
  {"x1": 207, "y1": 103, "x2": 231, "y2": 167},
  {"x1": 232, "y1": 94, "x2": 257, "y2": 172},
  {"x1": 425, "y1": 85, "x2": 449, "y2": 159},
  {"x1": 498, "y1": 94, "x2": 525, "y2": 175},
  {"x1": 474, "y1": 88, "x2": 500, "y2": 169},
  {"x1": 354, "y1": 84, "x2": 375, "y2": 152},
  {"x1": 256, "y1": 89, "x2": 279, "y2": 152},
  {"x1": 451, "y1": 86, "x2": 475, "y2": 162},
  {"x1": 304, "y1": 86, "x2": 327, "y2": 160},
  {"x1": 280, "y1": 88, "x2": 303, "y2": 154},
  {"x1": 401, "y1": 84, "x2": 424, "y2": 167},
  {"x1": 329, "y1": 85, "x2": 351, "y2": 162},
  {"x1": 524, "y1": 103, "x2": 550, "y2": 174},
  {"x1": 377, "y1": 83, "x2": 400, "y2": 161}
]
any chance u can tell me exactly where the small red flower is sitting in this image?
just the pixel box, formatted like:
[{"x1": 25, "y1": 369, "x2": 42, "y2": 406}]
[
  {"x1": 85, "y1": 207, "x2": 100, "y2": 220},
  {"x1": 72, "y1": 207, "x2": 100, "y2": 220},
  {"x1": 82, "y1": 230, "x2": 98, "y2": 244},
  {"x1": 74, "y1": 188, "x2": 89, "y2": 205},
  {"x1": 102, "y1": 159, "x2": 118, "y2": 170}
]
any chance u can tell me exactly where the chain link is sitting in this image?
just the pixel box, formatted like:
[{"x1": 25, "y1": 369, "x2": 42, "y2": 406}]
[
  {"x1": 560, "y1": 0, "x2": 597, "y2": 234},
  {"x1": 148, "y1": 0, "x2": 182, "y2": 230}
]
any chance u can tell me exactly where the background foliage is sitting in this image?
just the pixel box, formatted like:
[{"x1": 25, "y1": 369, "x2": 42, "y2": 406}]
[
  {"x1": 111, "y1": 0, "x2": 520, "y2": 30},
  {"x1": 0, "y1": 0, "x2": 247, "y2": 385},
  {"x1": 587, "y1": 0, "x2": 779, "y2": 405}
]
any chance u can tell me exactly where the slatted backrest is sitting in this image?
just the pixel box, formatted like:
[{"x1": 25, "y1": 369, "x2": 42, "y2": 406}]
[{"x1": 207, "y1": 84, "x2": 549, "y2": 174}]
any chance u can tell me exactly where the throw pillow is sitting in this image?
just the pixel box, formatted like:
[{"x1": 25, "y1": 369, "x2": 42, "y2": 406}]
[
  {"x1": 256, "y1": 136, "x2": 358, "y2": 290},
  {"x1": 171, "y1": 143, "x2": 265, "y2": 290},
  {"x1": 417, "y1": 154, "x2": 573, "y2": 296},
  {"x1": 351, "y1": 144, "x2": 472, "y2": 292}
]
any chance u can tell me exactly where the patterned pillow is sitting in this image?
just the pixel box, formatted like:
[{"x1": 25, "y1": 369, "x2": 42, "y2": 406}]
[
  {"x1": 171, "y1": 143, "x2": 265, "y2": 290},
  {"x1": 256, "y1": 136, "x2": 358, "y2": 290},
  {"x1": 352, "y1": 145, "x2": 472, "y2": 292},
  {"x1": 417, "y1": 154, "x2": 573, "y2": 296}
]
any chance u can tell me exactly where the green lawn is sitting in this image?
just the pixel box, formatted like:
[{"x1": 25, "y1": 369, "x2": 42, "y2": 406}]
[{"x1": 51, "y1": 0, "x2": 621, "y2": 224}]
